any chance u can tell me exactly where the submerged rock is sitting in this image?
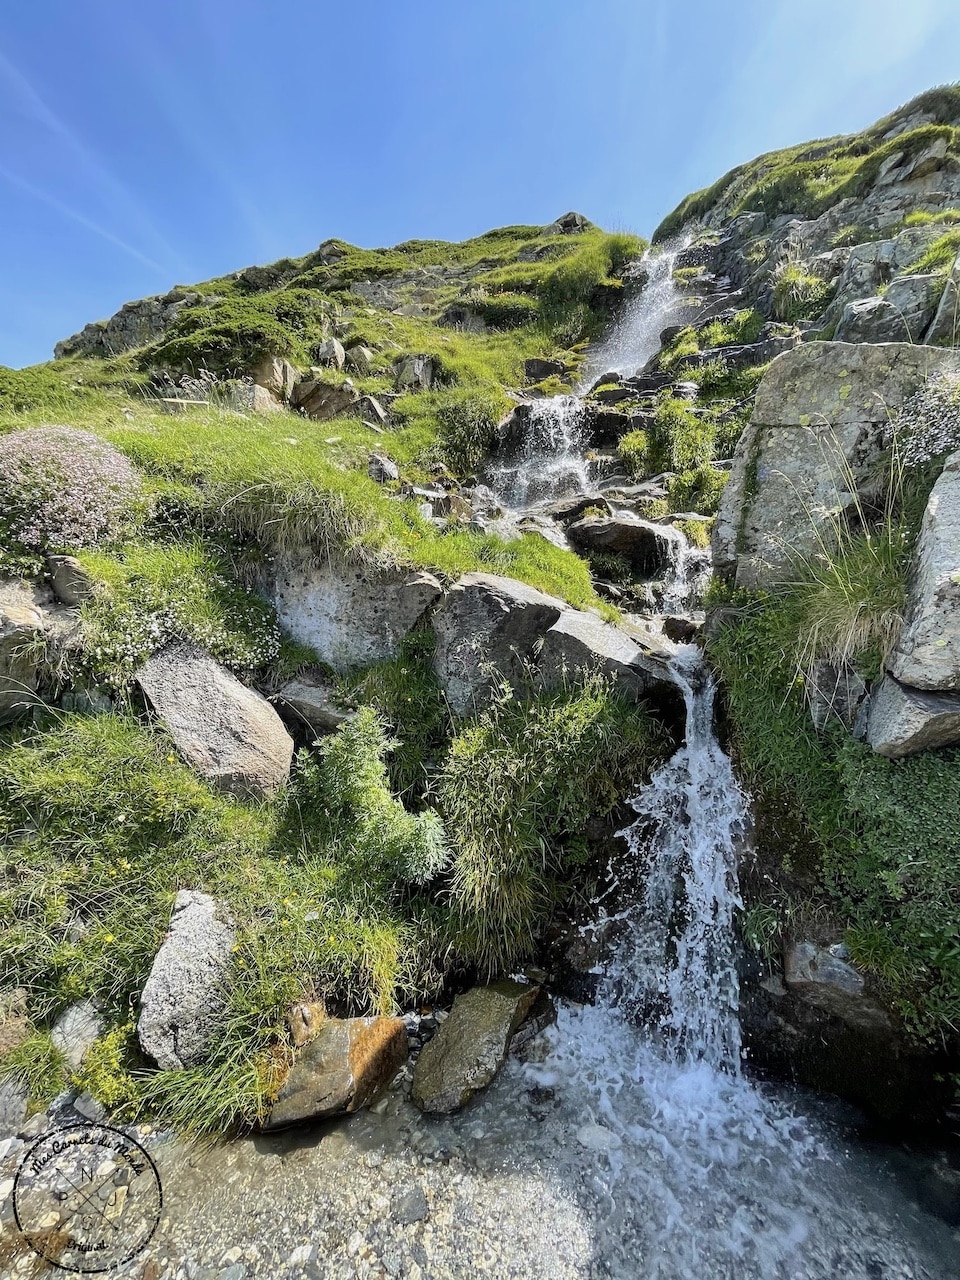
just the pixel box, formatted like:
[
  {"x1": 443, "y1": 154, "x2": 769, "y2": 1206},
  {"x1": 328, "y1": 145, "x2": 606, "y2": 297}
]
[
  {"x1": 137, "y1": 890, "x2": 235, "y2": 1070},
  {"x1": 136, "y1": 643, "x2": 294, "y2": 800},
  {"x1": 264, "y1": 1016, "x2": 407, "y2": 1128},
  {"x1": 411, "y1": 979, "x2": 540, "y2": 1114}
]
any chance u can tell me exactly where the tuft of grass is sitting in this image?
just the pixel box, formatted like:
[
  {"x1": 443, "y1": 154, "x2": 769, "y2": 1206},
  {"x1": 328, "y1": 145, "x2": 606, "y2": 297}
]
[
  {"x1": 617, "y1": 429, "x2": 651, "y2": 478},
  {"x1": 771, "y1": 259, "x2": 832, "y2": 322},
  {"x1": 648, "y1": 396, "x2": 715, "y2": 472},
  {"x1": 0, "y1": 1031, "x2": 66, "y2": 1108},
  {"x1": 903, "y1": 208, "x2": 960, "y2": 227},
  {"x1": 668, "y1": 465, "x2": 729, "y2": 515},
  {"x1": 902, "y1": 228, "x2": 960, "y2": 276}
]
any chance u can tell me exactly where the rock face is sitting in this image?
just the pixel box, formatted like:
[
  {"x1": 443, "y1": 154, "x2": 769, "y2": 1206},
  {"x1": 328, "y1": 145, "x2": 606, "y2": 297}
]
[
  {"x1": 714, "y1": 343, "x2": 960, "y2": 588},
  {"x1": 290, "y1": 375, "x2": 359, "y2": 421},
  {"x1": 137, "y1": 890, "x2": 235, "y2": 1071},
  {"x1": 54, "y1": 290, "x2": 219, "y2": 360},
  {"x1": 537, "y1": 609, "x2": 670, "y2": 696},
  {"x1": 47, "y1": 555, "x2": 93, "y2": 607},
  {"x1": 411, "y1": 980, "x2": 540, "y2": 1114},
  {"x1": 783, "y1": 942, "x2": 892, "y2": 1034},
  {"x1": 431, "y1": 574, "x2": 565, "y2": 714},
  {"x1": 0, "y1": 599, "x2": 44, "y2": 724},
  {"x1": 251, "y1": 356, "x2": 298, "y2": 401},
  {"x1": 394, "y1": 354, "x2": 435, "y2": 391},
  {"x1": 265, "y1": 1017, "x2": 407, "y2": 1129},
  {"x1": 865, "y1": 676, "x2": 960, "y2": 756},
  {"x1": 891, "y1": 449, "x2": 960, "y2": 691},
  {"x1": 274, "y1": 673, "x2": 354, "y2": 736},
  {"x1": 271, "y1": 558, "x2": 441, "y2": 672},
  {"x1": 136, "y1": 643, "x2": 294, "y2": 800},
  {"x1": 567, "y1": 513, "x2": 684, "y2": 578},
  {"x1": 51, "y1": 1000, "x2": 104, "y2": 1071}
]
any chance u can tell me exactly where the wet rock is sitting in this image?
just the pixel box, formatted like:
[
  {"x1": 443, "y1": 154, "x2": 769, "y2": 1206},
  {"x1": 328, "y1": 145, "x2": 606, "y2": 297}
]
[
  {"x1": 431, "y1": 573, "x2": 565, "y2": 715},
  {"x1": 808, "y1": 660, "x2": 869, "y2": 732},
  {"x1": 524, "y1": 357, "x2": 567, "y2": 382},
  {"x1": 270, "y1": 557, "x2": 441, "y2": 673},
  {"x1": 286, "y1": 1001, "x2": 327, "y2": 1048},
  {"x1": 274, "y1": 673, "x2": 353, "y2": 737},
  {"x1": 264, "y1": 1016, "x2": 407, "y2": 1128},
  {"x1": 714, "y1": 343, "x2": 960, "y2": 588},
  {"x1": 137, "y1": 890, "x2": 235, "y2": 1070},
  {"x1": 368, "y1": 452, "x2": 399, "y2": 484},
  {"x1": 783, "y1": 942, "x2": 892, "y2": 1034},
  {"x1": 0, "y1": 598, "x2": 44, "y2": 724},
  {"x1": 136, "y1": 643, "x2": 294, "y2": 800},
  {"x1": 290, "y1": 375, "x2": 360, "y2": 421},
  {"x1": 51, "y1": 1000, "x2": 103, "y2": 1071},
  {"x1": 890, "y1": 449, "x2": 960, "y2": 691},
  {"x1": 537, "y1": 609, "x2": 670, "y2": 696},
  {"x1": 865, "y1": 675, "x2": 960, "y2": 757},
  {"x1": 315, "y1": 337, "x2": 346, "y2": 371},
  {"x1": 47, "y1": 555, "x2": 93, "y2": 606},
  {"x1": 567, "y1": 512, "x2": 685, "y2": 578},
  {"x1": 411, "y1": 980, "x2": 540, "y2": 1114},
  {"x1": 393, "y1": 354, "x2": 435, "y2": 391}
]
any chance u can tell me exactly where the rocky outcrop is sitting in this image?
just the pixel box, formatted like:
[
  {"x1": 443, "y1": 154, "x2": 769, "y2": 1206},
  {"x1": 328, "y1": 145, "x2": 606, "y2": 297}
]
[
  {"x1": 783, "y1": 941, "x2": 892, "y2": 1033},
  {"x1": 835, "y1": 274, "x2": 944, "y2": 344},
  {"x1": 890, "y1": 449, "x2": 960, "y2": 690},
  {"x1": 410, "y1": 980, "x2": 540, "y2": 1114},
  {"x1": 54, "y1": 290, "x2": 220, "y2": 360},
  {"x1": 567, "y1": 512, "x2": 685, "y2": 578},
  {"x1": 271, "y1": 558, "x2": 441, "y2": 672},
  {"x1": 0, "y1": 597, "x2": 44, "y2": 724},
  {"x1": 265, "y1": 1016, "x2": 407, "y2": 1128},
  {"x1": 431, "y1": 574, "x2": 565, "y2": 714},
  {"x1": 136, "y1": 643, "x2": 294, "y2": 800},
  {"x1": 290, "y1": 374, "x2": 360, "y2": 421},
  {"x1": 865, "y1": 676, "x2": 960, "y2": 756},
  {"x1": 274, "y1": 673, "x2": 354, "y2": 736},
  {"x1": 137, "y1": 890, "x2": 235, "y2": 1070},
  {"x1": 925, "y1": 250, "x2": 960, "y2": 345},
  {"x1": 714, "y1": 342, "x2": 960, "y2": 588},
  {"x1": 537, "y1": 609, "x2": 672, "y2": 696}
]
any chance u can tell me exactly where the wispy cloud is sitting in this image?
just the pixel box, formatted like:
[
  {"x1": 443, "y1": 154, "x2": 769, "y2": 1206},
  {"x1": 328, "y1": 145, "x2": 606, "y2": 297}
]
[{"x1": 0, "y1": 49, "x2": 182, "y2": 271}]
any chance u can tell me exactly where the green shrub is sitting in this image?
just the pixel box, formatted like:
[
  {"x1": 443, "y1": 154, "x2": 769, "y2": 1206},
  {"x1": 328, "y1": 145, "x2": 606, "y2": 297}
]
[
  {"x1": 435, "y1": 387, "x2": 511, "y2": 473},
  {"x1": 471, "y1": 292, "x2": 541, "y2": 329},
  {"x1": 698, "y1": 309, "x2": 764, "y2": 349},
  {"x1": 618, "y1": 429, "x2": 651, "y2": 477},
  {"x1": 668, "y1": 465, "x2": 729, "y2": 515},
  {"x1": 436, "y1": 676, "x2": 666, "y2": 974}
]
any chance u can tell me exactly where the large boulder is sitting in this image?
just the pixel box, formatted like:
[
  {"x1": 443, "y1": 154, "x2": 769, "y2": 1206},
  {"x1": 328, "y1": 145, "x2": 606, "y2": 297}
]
[
  {"x1": 264, "y1": 1017, "x2": 407, "y2": 1129},
  {"x1": 314, "y1": 337, "x2": 346, "y2": 371},
  {"x1": 136, "y1": 643, "x2": 294, "y2": 800},
  {"x1": 714, "y1": 343, "x2": 960, "y2": 588},
  {"x1": 890, "y1": 450, "x2": 960, "y2": 691},
  {"x1": 410, "y1": 980, "x2": 540, "y2": 1114},
  {"x1": 865, "y1": 675, "x2": 960, "y2": 757},
  {"x1": 290, "y1": 375, "x2": 359, "y2": 421},
  {"x1": 137, "y1": 890, "x2": 235, "y2": 1070},
  {"x1": 251, "y1": 356, "x2": 298, "y2": 401},
  {"x1": 567, "y1": 513, "x2": 685, "y2": 578},
  {"x1": 783, "y1": 942, "x2": 892, "y2": 1034},
  {"x1": 393, "y1": 354, "x2": 435, "y2": 391},
  {"x1": 0, "y1": 599, "x2": 44, "y2": 724},
  {"x1": 431, "y1": 573, "x2": 565, "y2": 714},
  {"x1": 537, "y1": 609, "x2": 671, "y2": 695},
  {"x1": 270, "y1": 558, "x2": 441, "y2": 672}
]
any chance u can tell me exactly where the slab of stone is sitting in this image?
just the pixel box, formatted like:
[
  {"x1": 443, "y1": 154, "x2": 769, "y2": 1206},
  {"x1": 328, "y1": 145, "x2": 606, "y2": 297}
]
[
  {"x1": 290, "y1": 375, "x2": 359, "y2": 421},
  {"x1": 264, "y1": 1016, "x2": 407, "y2": 1129},
  {"x1": 136, "y1": 643, "x2": 294, "y2": 800},
  {"x1": 784, "y1": 941, "x2": 892, "y2": 1034},
  {"x1": 271, "y1": 558, "x2": 441, "y2": 673},
  {"x1": 866, "y1": 675, "x2": 960, "y2": 757},
  {"x1": 0, "y1": 599, "x2": 44, "y2": 724},
  {"x1": 537, "y1": 609, "x2": 669, "y2": 696},
  {"x1": 410, "y1": 980, "x2": 540, "y2": 1114},
  {"x1": 567, "y1": 512, "x2": 684, "y2": 579},
  {"x1": 891, "y1": 450, "x2": 960, "y2": 691},
  {"x1": 47, "y1": 555, "x2": 93, "y2": 606},
  {"x1": 431, "y1": 573, "x2": 565, "y2": 715},
  {"x1": 51, "y1": 1000, "x2": 103, "y2": 1071},
  {"x1": 274, "y1": 673, "x2": 353, "y2": 736},
  {"x1": 137, "y1": 890, "x2": 235, "y2": 1071}
]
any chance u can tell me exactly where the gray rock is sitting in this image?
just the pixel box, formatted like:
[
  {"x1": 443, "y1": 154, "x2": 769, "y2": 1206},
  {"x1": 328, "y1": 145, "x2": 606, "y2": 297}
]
[
  {"x1": 431, "y1": 573, "x2": 565, "y2": 715},
  {"x1": 274, "y1": 673, "x2": 353, "y2": 736},
  {"x1": 0, "y1": 599, "x2": 44, "y2": 725},
  {"x1": 54, "y1": 289, "x2": 217, "y2": 360},
  {"x1": 315, "y1": 337, "x2": 346, "y2": 371},
  {"x1": 537, "y1": 609, "x2": 671, "y2": 696},
  {"x1": 72, "y1": 1092, "x2": 107, "y2": 1122},
  {"x1": 524, "y1": 357, "x2": 567, "y2": 382},
  {"x1": 714, "y1": 343, "x2": 960, "y2": 587},
  {"x1": 47, "y1": 555, "x2": 93, "y2": 606},
  {"x1": 368, "y1": 452, "x2": 399, "y2": 484},
  {"x1": 392, "y1": 1186, "x2": 429, "y2": 1225},
  {"x1": 890, "y1": 450, "x2": 960, "y2": 690},
  {"x1": 411, "y1": 980, "x2": 540, "y2": 1113},
  {"x1": 271, "y1": 557, "x2": 441, "y2": 673},
  {"x1": 807, "y1": 660, "x2": 869, "y2": 732},
  {"x1": 137, "y1": 644, "x2": 294, "y2": 800},
  {"x1": 835, "y1": 275, "x2": 943, "y2": 344},
  {"x1": 51, "y1": 1000, "x2": 103, "y2": 1071},
  {"x1": 137, "y1": 890, "x2": 235, "y2": 1070},
  {"x1": 924, "y1": 250, "x2": 960, "y2": 345},
  {"x1": 784, "y1": 941, "x2": 892, "y2": 1034},
  {"x1": 345, "y1": 344, "x2": 374, "y2": 375},
  {"x1": 865, "y1": 675, "x2": 960, "y2": 757},
  {"x1": 0, "y1": 1080, "x2": 28, "y2": 1139},
  {"x1": 393, "y1": 354, "x2": 435, "y2": 391},
  {"x1": 567, "y1": 512, "x2": 685, "y2": 579},
  {"x1": 358, "y1": 394, "x2": 389, "y2": 427},
  {"x1": 264, "y1": 1017, "x2": 407, "y2": 1129},
  {"x1": 290, "y1": 375, "x2": 359, "y2": 421}
]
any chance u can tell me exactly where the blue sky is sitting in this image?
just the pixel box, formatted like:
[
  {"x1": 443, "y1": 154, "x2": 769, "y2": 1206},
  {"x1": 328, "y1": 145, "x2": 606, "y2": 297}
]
[{"x1": 2, "y1": 0, "x2": 959, "y2": 368}]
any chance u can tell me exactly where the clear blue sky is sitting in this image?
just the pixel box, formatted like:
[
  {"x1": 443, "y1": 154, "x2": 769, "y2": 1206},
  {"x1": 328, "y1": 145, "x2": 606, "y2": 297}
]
[{"x1": 2, "y1": 0, "x2": 960, "y2": 368}]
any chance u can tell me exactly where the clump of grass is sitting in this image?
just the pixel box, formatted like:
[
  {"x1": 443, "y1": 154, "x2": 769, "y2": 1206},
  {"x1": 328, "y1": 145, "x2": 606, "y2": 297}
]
[
  {"x1": 436, "y1": 675, "x2": 666, "y2": 975},
  {"x1": 668, "y1": 465, "x2": 729, "y2": 515},
  {"x1": 902, "y1": 228, "x2": 960, "y2": 276},
  {"x1": 0, "y1": 1031, "x2": 66, "y2": 1108},
  {"x1": 698, "y1": 309, "x2": 764, "y2": 349},
  {"x1": 648, "y1": 396, "x2": 715, "y2": 472},
  {"x1": 618, "y1": 429, "x2": 651, "y2": 478},
  {"x1": 903, "y1": 208, "x2": 960, "y2": 227},
  {"x1": 674, "y1": 518, "x2": 711, "y2": 548},
  {"x1": 771, "y1": 259, "x2": 832, "y2": 322}
]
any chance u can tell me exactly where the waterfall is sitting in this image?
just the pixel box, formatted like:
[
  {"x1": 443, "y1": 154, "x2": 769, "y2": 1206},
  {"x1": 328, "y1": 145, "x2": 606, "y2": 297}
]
[{"x1": 605, "y1": 644, "x2": 746, "y2": 1071}]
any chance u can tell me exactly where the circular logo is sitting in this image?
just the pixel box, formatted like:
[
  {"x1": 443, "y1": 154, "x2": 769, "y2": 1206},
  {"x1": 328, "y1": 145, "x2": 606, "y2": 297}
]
[{"x1": 13, "y1": 1122, "x2": 162, "y2": 1273}]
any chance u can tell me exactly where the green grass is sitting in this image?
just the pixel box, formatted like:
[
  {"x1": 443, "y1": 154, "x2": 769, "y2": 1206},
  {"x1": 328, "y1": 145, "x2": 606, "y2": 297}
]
[
  {"x1": 904, "y1": 208, "x2": 960, "y2": 226},
  {"x1": 697, "y1": 309, "x2": 765, "y2": 349},
  {"x1": 902, "y1": 228, "x2": 960, "y2": 276},
  {"x1": 772, "y1": 260, "x2": 832, "y2": 322}
]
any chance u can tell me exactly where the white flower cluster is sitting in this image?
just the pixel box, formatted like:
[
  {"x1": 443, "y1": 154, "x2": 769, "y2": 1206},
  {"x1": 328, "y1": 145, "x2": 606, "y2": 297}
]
[
  {"x1": 0, "y1": 426, "x2": 142, "y2": 551},
  {"x1": 894, "y1": 372, "x2": 960, "y2": 467}
]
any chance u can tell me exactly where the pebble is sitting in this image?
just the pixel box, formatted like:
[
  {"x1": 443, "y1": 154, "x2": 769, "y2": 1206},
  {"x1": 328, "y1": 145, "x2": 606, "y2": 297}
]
[
  {"x1": 18, "y1": 1112, "x2": 48, "y2": 1140},
  {"x1": 576, "y1": 1122, "x2": 623, "y2": 1152},
  {"x1": 392, "y1": 1186, "x2": 429, "y2": 1225},
  {"x1": 73, "y1": 1090, "x2": 106, "y2": 1121}
]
